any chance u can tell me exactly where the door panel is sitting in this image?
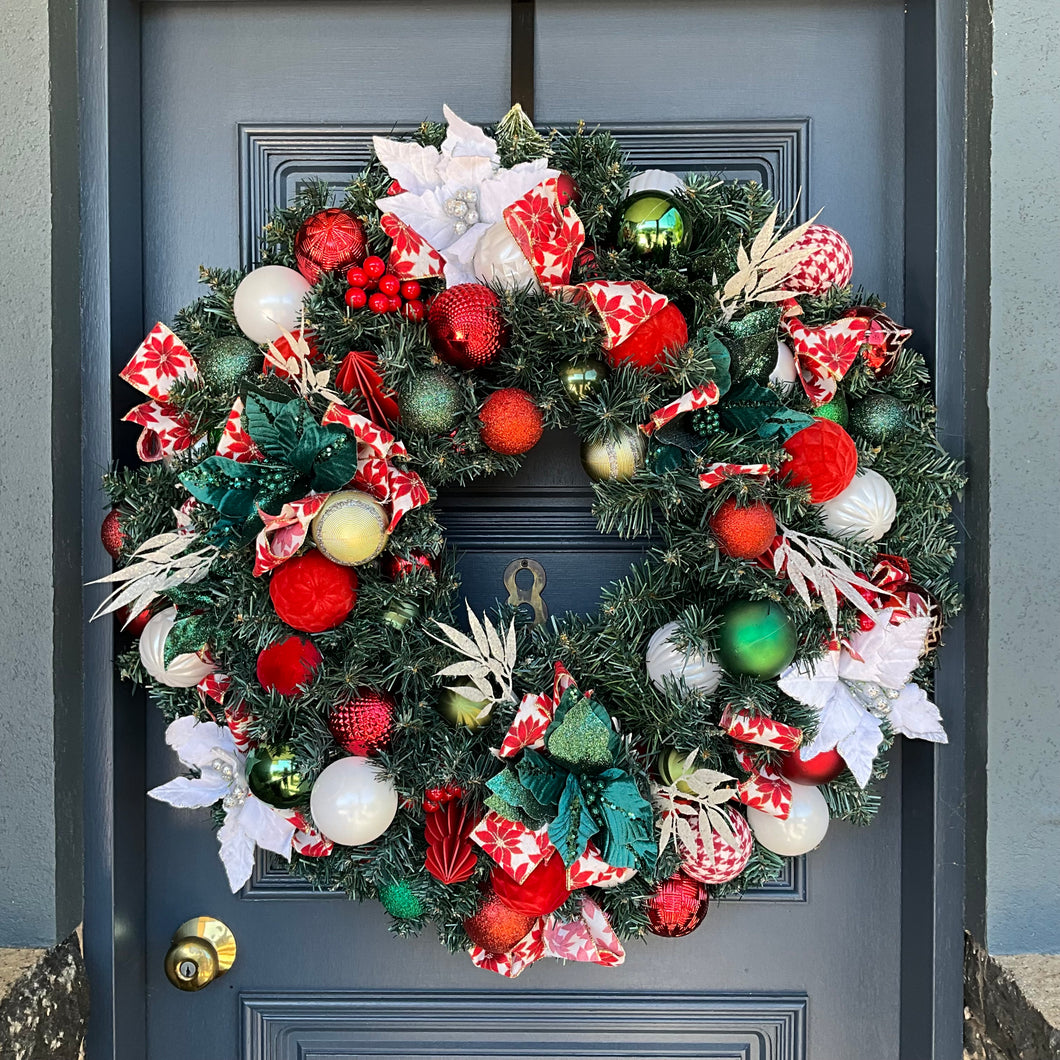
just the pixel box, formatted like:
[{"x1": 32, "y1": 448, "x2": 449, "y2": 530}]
[{"x1": 140, "y1": 3, "x2": 905, "y2": 1058}]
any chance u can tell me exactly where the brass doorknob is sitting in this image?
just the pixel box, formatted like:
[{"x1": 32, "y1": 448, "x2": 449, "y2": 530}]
[{"x1": 163, "y1": 916, "x2": 236, "y2": 991}]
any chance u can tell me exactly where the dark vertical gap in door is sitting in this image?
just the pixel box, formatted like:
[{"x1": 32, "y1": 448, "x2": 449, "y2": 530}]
[{"x1": 510, "y1": 0, "x2": 536, "y2": 118}]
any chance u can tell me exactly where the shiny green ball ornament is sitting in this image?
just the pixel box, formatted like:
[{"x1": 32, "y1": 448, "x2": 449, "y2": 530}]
[
  {"x1": 437, "y1": 688, "x2": 491, "y2": 729},
  {"x1": 245, "y1": 744, "x2": 310, "y2": 809},
  {"x1": 815, "y1": 390, "x2": 849, "y2": 427},
  {"x1": 615, "y1": 191, "x2": 689, "y2": 255},
  {"x1": 399, "y1": 370, "x2": 462, "y2": 433},
  {"x1": 559, "y1": 356, "x2": 608, "y2": 401},
  {"x1": 849, "y1": 393, "x2": 907, "y2": 444},
  {"x1": 717, "y1": 600, "x2": 797, "y2": 679},
  {"x1": 198, "y1": 335, "x2": 261, "y2": 389},
  {"x1": 378, "y1": 880, "x2": 424, "y2": 919}
]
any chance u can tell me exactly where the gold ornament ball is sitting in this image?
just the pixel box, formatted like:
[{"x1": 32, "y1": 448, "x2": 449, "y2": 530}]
[
  {"x1": 437, "y1": 688, "x2": 491, "y2": 729},
  {"x1": 311, "y1": 491, "x2": 390, "y2": 567},
  {"x1": 580, "y1": 428, "x2": 647, "y2": 482},
  {"x1": 560, "y1": 357, "x2": 609, "y2": 402}
]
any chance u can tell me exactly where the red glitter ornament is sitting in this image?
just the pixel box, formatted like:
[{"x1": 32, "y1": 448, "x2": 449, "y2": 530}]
[
  {"x1": 492, "y1": 850, "x2": 572, "y2": 917},
  {"x1": 424, "y1": 799, "x2": 479, "y2": 884},
  {"x1": 464, "y1": 890, "x2": 536, "y2": 954},
  {"x1": 645, "y1": 871, "x2": 710, "y2": 938},
  {"x1": 269, "y1": 549, "x2": 358, "y2": 632},
  {"x1": 781, "y1": 418, "x2": 858, "y2": 503},
  {"x1": 478, "y1": 388, "x2": 543, "y2": 455},
  {"x1": 294, "y1": 209, "x2": 368, "y2": 284},
  {"x1": 605, "y1": 302, "x2": 688, "y2": 373},
  {"x1": 709, "y1": 498, "x2": 777, "y2": 560},
  {"x1": 101, "y1": 509, "x2": 124, "y2": 559},
  {"x1": 779, "y1": 747, "x2": 846, "y2": 785},
  {"x1": 783, "y1": 224, "x2": 853, "y2": 297},
  {"x1": 427, "y1": 283, "x2": 509, "y2": 369},
  {"x1": 256, "y1": 635, "x2": 323, "y2": 696},
  {"x1": 328, "y1": 689, "x2": 395, "y2": 755}
]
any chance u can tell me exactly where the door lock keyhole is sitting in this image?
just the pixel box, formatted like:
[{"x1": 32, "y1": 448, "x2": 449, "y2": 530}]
[{"x1": 503, "y1": 558, "x2": 548, "y2": 625}]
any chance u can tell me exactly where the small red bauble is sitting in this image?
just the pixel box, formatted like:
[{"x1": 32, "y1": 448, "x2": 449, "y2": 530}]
[
  {"x1": 256, "y1": 635, "x2": 323, "y2": 696},
  {"x1": 781, "y1": 417, "x2": 858, "y2": 502},
  {"x1": 328, "y1": 689, "x2": 396, "y2": 755},
  {"x1": 402, "y1": 299, "x2": 426, "y2": 322},
  {"x1": 269, "y1": 330, "x2": 322, "y2": 378},
  {"x1": 381, "y1": 551, "x2": 436, "y2": 580},
  {"x1": 478, "y1": 388, "x2": 543, "y2": 455},
  {"x1": 116, "y1": 604, "x2": 152, "y2": 637},
  {"x1": 363, "y1": 255, "x2": 387, "y2": 280},
  {"x1": 269, "y1": 549, "x2": 358, "y2": 632},
  {"x1": 779, "y1": 747, "x2": 846, "y2": 785},
  {"x1": 294, "y1": 209, "x2": 368, "y2": 284},
  {"x1": 645, "y1": 871, "x2": 710, "y2": 938},
  {"x1": 709, "y1": 499, "x2": 777, "y2": 560},
  {"x1": 605, "y1": 302, "x2": 688, "y2": 373},
  {"x1": 427, "y1": 283, "x2": 509, "y2": 369},
  {"x1": 377, "y1": 274, "x2": 401, "y2": 297},
  {"x1": 464, "y1": 891, "x2": 537, "y2": 954},
  {"x1": 346, "y1": 266, "x2": 369, "y2": 288},
  {"x1": 555, "y1": 172, "x2": 581, "y2": 207},
  {"x1": 368, "y1": 292, "x2": 390, "y2": 314},
  {"x1": 491, "y1": 850, "x2": 572, "y2": 917},
  {"x1": 783, "y1": 224, "x2": 853, "y2": 297},
  {"x1": 101, "y1": 509, "x2": 124, "y2": 559},
  {"x1": 400, "y1": 280, "x2": 421, "y2": 301},
  {"x1": 345, "y1": 287, "x2": 367, "y2": 309}
]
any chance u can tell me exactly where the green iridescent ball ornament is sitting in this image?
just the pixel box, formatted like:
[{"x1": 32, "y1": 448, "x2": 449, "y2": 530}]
[
  {"x1": 815, "y1": 390, "x2": 849, "y2": 427},
  {"x1": 614, "y1": 191, "x2": 689, "y2": 255},
  {"x1": 849, "y1": 393, "x2": 907, "y2": 443},
  {"x1": 198, "y1": 335, "x2": 261, "y2": 389},
  {"x1": 378, "y1": 880, "x2": 424, "y2": 919},
  {"x1": 245, "y1": 744, "x2": 310, "y2": 809},
  {"x1": 717, "y1": 600, "x2": 797, "y2": 679},
  {"x1": 399, "y1": 370, "x2": 462, "y2": 433},
  {"x1": 559, "y1": 356, "x2": 608, "y2": 401}
]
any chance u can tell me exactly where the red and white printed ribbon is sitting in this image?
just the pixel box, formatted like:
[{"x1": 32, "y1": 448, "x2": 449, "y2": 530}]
[
  {"x1": 698, "y1": 463, "x2": 773, "y2": 489},
  {"x1": 721, "y1": 705, "x2": 803, "y2": 819},
  {"x1": 641, "y1": 383, "x2": 722, "y2": 435}
]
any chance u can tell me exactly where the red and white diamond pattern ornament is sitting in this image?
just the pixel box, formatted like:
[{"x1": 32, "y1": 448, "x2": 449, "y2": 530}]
[
  {"x1": 783, "y1": 224, "x2": 853, "y2": 297},
  {"x1": 676, "y1": 805, "x2": 754, "y2": 885}
]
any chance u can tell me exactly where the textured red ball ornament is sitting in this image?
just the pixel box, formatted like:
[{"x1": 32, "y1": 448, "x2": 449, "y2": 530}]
[
  {"x1": 781, "y1": 417, "x2": 859, "y2": 502},
  {"x1": 427, "y1": 284, "x2": 508, "y2": 369},
  {"x1": 779, "y1": 747, "x2": 846, "y2": 785},
  {"x1": 645, "y1": 871, "x2": 710, "y2": 938},
  {"x1": 491, "y1": 850, "x2": 572, "y2": 918},
  {"x1": 256, "y1": 635, "x2": 323, "y2": 696},
  {"x1": 101, "y1": 509, "x2": 124, "y2": 559},
  {"x1": 605, "y1": 302, "x2": 688, "y2": 373},
  {"x1": 294, "y1": 209, "x2": 368, "y2": 284},
  {"x1": 478, "y1": 388, "x2": 544, "y2": 455},
  {"x1": 677, "y1": 806, "x2": 755, "y2": 885},
  {"x1": 783, "y1": 224, "x2": 853, "y2": 297},
  {"x1": 709, "y1": 498, "x2": 777, "y2": 559},
  {"x1": 269, "y1": 549, "x2": 359, "y2": 632},
  {"x1": 328, "y1": 689, "x2": 396, "y2": 755},
  {"x1": 464, "y1": 891, "x2": 537, "y2": 954}
]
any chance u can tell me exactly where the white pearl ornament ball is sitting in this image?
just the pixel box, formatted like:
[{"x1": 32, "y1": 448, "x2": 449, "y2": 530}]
[
  {"x1": 645, "y1": 621, "x2": 723, "y2": 694},
  {"x1": 746, "y1": 782, "x2": 830, "y2": 856},
  {"x1": 309, "y1": 756, "x2": 398, "y2": 847},
  {"x1": 138, "y1": 607, "x2": 216, "y2": 688},
  {"x1": 232, "y1": 265, "x2": 312, "y2": 345},
  {"x1": 817, "y1": 469, "x2": 897, "y2": 543}
]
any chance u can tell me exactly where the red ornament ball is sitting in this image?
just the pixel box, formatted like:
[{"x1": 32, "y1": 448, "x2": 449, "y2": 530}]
[
  {"x1": 400, "y1": 280, "x2": 421, "y2": 301},
  {"x1": 328, "y1": 689, "x2": 396, "y2": 755},
  {"x1": 377, "y1": 274, "x2": 401, "y2": 297},
  {"x1": 427, "y1": 283, "x2": 509, "y2": 369},
  {"x1": 101, "y1": 509, "x2": 124, "y2": 559},
  {"x1": 381, "y1": 551, "x2": 437, "y2": 580},
  {"x1": 781, "y1": 417, "x2": 858, "y2": 502},
  {"x1": 256, "y1": 635, "x2": 323, "y2": 696},
  {"x1": 779, "y1": 747, "x2": 847, "y2": 785},
  {"x1": 555, "y1": 172, "x2": 581, "y2": 207},
  {"x1": 605, "y1": 302, "x2": 688, "y2": 373},
  {"x1": 368, "y1": 292, "x2": 390, "y2": 314},
  {"x1": 645, "y1": 871, "x2": 710, "y2": 938},
  {"x1": 491, "y1": 850, "x2": 572, "y2": 918},
  {"x1": 783, "y1": 224, "x2": 853, "y2": 297},
  {"x1": 402, "y1": 299, "x2": 426, "y2": 323},
  {"x1": 116, "y1": 604, "x2": 152, "y2": 637},
  {"x1": 464, "y1": 891, "x2": 537, "y2": 954},
  {"x1": 478, "y1": 388, "x2": 544, "y2": 455},
  {"x1": 269, "y1": 549, "x2": 358, "y2": 632},
  {"x1": 294, "y1": 209, "x2": 368, "y2": 284},
  {"x1": 709, "y1": 498, "x2": 777, "y2": 559}
]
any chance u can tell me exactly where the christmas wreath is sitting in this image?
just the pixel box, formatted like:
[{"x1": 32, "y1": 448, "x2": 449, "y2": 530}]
[{"x1": 95, "y1": 105, "x2": 963, "y2": 976}]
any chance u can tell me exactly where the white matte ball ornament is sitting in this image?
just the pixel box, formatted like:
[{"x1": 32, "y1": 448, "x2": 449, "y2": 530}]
[
  {"x1": 626, "y1": 169, "x2": 686, "y2": 196},
  {"x1": 645, "y1": 621, "x2": 723, "y2": 694},
  {"x1": 769, "y1": 340, "x2": 799, "y2": 394},
  {"x1": 138, "y1": 607, "x2": 216, "y2": 688},
  {"x1": 472, "y1": 221, "x2": 540, "y2": 291},
  {"x1": 817, "y1": 469, "x2": 897, "y2": 543},
  {"x1": 232, "y1": 265, "x2": 312, "y2": 344},
  {"x1": 746, "y1": 782, "x2": 830, "y2": 856},
  {"x1": 309, "y1": 756, "x2": 398, "y2": 847}
]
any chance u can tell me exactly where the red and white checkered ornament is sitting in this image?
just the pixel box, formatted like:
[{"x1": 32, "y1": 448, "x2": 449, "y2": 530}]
[
  {"x1": 676, "y1": 806, "x2": 754, "y2": 884},
  {"x1": 783, "y1": 224, "x2": 853, "y2": 296}
]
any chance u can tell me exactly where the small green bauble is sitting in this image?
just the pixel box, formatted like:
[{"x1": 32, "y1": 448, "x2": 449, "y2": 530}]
[
  {"x1": 849, "y1": 393, "x2": 907, "y2": 444},
  {"x1": 717, "y1": 600, "x2": 797, "y2": 679},
  {"x1": 382, "y1": 598, "x2": 420, "y2": 630},
  {"x1": 657, "y1": 749, "x2": 701, "y2": 793},
  {"x1": 437, "y1": 688, "x2": 491, "y2": 729},
  {"x1": 245, "y1": 744, "x2": 310, "y2": 809},
  {"x1": 198, "y1": 335, "x2": 261, "y2": 389},
  {"x1": 815, "y1": 390, "x2": 849, "y2": 427},
  {"x1": 378, "y1": 880, "x2": 424, "y2": 919},
  {"x1": 559, "y1": 356, "x2": 608, "y2": 401},
  {"x1": 399, "y1": 370, "x2": 462, "y2": 433},
  {"x1": 615, "y1": 191, "x2": 689, "y2": 255}
]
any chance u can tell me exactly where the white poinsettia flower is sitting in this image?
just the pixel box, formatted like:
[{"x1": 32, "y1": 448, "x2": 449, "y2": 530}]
[
  {"x1": 777, "y1": 612, "x2": 947, "y2": 788},
  {"x1": 374, "y1": 104, "x2": 558, "y2": 286},
  {"x1": 148, "y1": 715, "x2": 295, "y2": 891}
]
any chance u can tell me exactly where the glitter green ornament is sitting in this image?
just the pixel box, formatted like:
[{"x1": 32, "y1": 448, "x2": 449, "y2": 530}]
[
  {"x1": 378, "y1": 880, "x2": 424, "y2": 919},
  {"x1": 815, "y1": 390, "x2": 849, "y2": 427},
  {"x1": 198, "y1": 335, "x2": 261, "y2": 389},
  {"x1": 399, "y1": 370, "x2": 462, "y2": 433},
  {"x1": 849, "y1": 393, "x2": 907, "y2": 443},
  {"x1": 720, "y1": 306, "x2": 782, "y2": 381}
]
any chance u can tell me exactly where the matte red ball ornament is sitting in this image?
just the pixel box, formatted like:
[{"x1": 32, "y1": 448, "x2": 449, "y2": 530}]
[
  {"x1": 645, "y1": 871, "x2": 710, "y2": 938},
  {"x1": 781, "y1": 417, "x2": 858, "y2": 502},
  {"x1": 709, "y1": 498, "x2": 777, "y2": 559},
  {"x1": 101, "y1": 509, "x2": 124, "y2": 559},
  {"x1": 779, "y1": 747, "x2": 846, "y2": 785},
  {"x1": 427, "y1": 283, "x2": 508, "y2": 369},
  {"x1": 269, "y1": 549, "x2": 359, "y2": 632},
  {"x1": 256, "y1": 635, "x2": 323, "y2": 696},
  {"x1": 491, "y1": 850, "x2": 572, "y2": 917},
  {"x1": 478, "y1": 388, "x2": 543, "y2": 455},
  {"x1": 782, "y1": 224, "x2": 853, "y2": 297},
  {"x1": 464, "y1": 891, "x2": 537, "y2": 954},
  {"x1": 605, "y1": 302, "x2": 688, "y2": 373},
  {"x1": 328, "y1": 689, "x2": 396, "y2": 755},
  {"x1": 294, "y1": 209, "x2": 368, "y2": 284}
]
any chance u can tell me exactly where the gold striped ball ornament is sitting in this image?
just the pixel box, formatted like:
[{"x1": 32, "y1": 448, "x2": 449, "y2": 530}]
[
  {"x1": 580, "y1": 427, "x2": 647, "y2": 482},
  {"x1": 311, "y1": 490, "x2": 390, "y2": 567}
]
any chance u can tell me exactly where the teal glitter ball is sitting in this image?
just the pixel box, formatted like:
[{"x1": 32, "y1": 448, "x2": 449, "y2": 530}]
[
  {"x1": 399, "y1": 370, "x2": 462, "y2": 433},
  {"x1": 198, "y1": 335, "x2": 261, "y2": 389},
  {"x1": 849, "y1": 392, "x2": 907, "y2": 444},
  {"x1": 378, "y1": 880, "x2": 424, "y2": 919},
  {"x1": 815, "y1": 390, "x2": 849, "y2": 427}
]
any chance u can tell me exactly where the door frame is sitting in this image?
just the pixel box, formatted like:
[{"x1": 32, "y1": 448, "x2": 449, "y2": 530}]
[{"x1": 78, "y1": 2, "x2": 991, "y2": 1056}]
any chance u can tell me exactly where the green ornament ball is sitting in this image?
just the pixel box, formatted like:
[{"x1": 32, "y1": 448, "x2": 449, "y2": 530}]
[
  {"x1": 198, "y1": 335, "x2": 261, "y2": 389},
  {"x1": 378, "y1": 880, "x2": 424, "y2": 919},
  {"x1": 245, "y1": 744, "x2": 310, "y2": 809},
  {"x1": 815, "y1": 390, "x2": 849, "y2": 427},
  {"x1": 849, "y1": 393, "x2": 907, "y2": 443},
  {"x1": 615, "y1": 191, "x2": 689, "y2": 255},
  {"x1": 649, "y1": 444, "x2": 684, "y2": 474},
  {"x1": 717, "y1": 600, "x2": 797, "y2": 679},
  {"x1": 399, "y1": 370, "x2": 462, "y2": 433},
  {"x1": 559, "y1": 356, "x2": 608, "y2": 401}
]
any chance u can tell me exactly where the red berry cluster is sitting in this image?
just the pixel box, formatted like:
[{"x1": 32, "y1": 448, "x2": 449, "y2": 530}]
[
  {"x1": 345, "y1": 256, "x2": 425, "y2": 320},
  {"x1": 422, "y1": 784, "x2": 465, "y2": 813}
]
